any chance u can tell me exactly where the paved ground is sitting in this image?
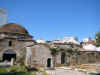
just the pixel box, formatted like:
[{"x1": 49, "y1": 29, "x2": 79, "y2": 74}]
[
  {"x1": 0, "y1": 62, "x2": 11, "y2": 68},
  {"x1": 47, "y1": 68, "x2": 88, "y2": 75}
]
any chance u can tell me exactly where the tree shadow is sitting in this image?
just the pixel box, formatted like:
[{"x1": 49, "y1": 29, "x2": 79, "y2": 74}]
[{"x1": 0, "y1": 72, "x2": 27, "y2": 75}]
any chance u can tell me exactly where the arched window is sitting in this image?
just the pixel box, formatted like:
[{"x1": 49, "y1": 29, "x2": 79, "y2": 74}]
[{"x1": 9, "y1": 41, "x2": 12, "y2": 46}]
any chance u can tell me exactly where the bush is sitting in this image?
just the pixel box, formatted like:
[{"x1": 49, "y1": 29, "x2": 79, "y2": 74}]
[
  {"x1": 89, "y1": 72, "x2": 96, "y2": 75},
  {"x1": 0, "y1": 68, "x2": 8, "y2": 73},
  {"x1": 0, "y1": 66, "x2": 38, "y2": 75},
  {"x1": 9, "y1": 65, "x2": 27, "y2": 72},
  {"x1": 26, "y1": 66, "x2": 38, "y2": 72}
]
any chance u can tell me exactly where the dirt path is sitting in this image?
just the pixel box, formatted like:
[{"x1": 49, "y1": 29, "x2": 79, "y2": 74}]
[{"x1": 46, "y1": 68, "x2": 88, "y2": 75}]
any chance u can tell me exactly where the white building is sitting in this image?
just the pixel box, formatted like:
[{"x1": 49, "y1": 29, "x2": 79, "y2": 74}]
[
  {"x1": 82, "y1": 37, "x2": 98, "y2": 51},
  {"x1": 36, "y1": 39, "x2": 46, "y2": 43},
  {"x1": 83, "y1": 44, "x2": 96, "y2": 51},
  {"x1": 62, "y1": 37, "x2": 80, "y2": 45},
  {"x1": 83, "y1": 37, "x2": 91, "y2": 42},
  {"x1": 51, "y1": 37, "x2": 80, "y2": 45},
  {"x1": 51, "y1": 40, "x2": 63, "y2": 43}
]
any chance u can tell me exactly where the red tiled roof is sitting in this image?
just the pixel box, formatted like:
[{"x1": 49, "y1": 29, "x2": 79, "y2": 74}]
[{"x1": 83, "y1": 41, "x2": 96, "y2": 45}]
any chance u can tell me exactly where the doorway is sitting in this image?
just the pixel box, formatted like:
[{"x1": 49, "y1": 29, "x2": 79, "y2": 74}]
[
  {"x1": 3, "y1": 50, "x2": 16, "y2": 61},
  {"x1": 47, "y1": 58, "x2": 51, "y2": 67}
]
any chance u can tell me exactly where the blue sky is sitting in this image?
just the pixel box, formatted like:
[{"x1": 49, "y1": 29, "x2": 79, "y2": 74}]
[{"x1": 0, "y1": 0, "x2": 99, "y2": 41}]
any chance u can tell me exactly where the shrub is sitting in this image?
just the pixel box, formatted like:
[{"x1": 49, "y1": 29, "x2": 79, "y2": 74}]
[
  {"x1": 0, "y1": 68, "x2": 8, "y2": 73},
  {"x1": 9, "y1": 65, "x2": 27, "y2": 72},
  {"x1": 89, "y1": 72, "x2": 96, "y2": 75},
  {"x1": 0, "y1": 66, "x2": 38, "y2": 75}
]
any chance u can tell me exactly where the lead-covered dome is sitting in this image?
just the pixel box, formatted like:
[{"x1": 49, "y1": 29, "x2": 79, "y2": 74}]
[{"x1": 0, "y1": 23, "x2": 28, "y2": 34}]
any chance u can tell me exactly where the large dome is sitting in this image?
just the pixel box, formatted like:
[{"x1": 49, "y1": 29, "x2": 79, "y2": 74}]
[{"x1": 0, "y1": 23, "x2": 28, "y2": 34}]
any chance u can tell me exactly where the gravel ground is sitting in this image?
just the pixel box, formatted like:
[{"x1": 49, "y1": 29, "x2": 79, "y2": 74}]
[{"x1": 47, "y1": 68, "x2": 88, "y2": 75}]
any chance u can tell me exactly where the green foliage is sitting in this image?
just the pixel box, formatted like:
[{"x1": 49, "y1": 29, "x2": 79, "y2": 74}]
[
  {"x1": 96, "y1": 32, "x2": 100, "y2": 47},
  {"x1": 13, "y1": 71, "x2": 36, "y2": 75},
  {"x1": 89, "y1": 72, "x2": 96, "y2": 75},
  {"x1": 0, "y1": 68, "x2": 8, "y2": 73},
  {"x1": 67, "y1": 49, "x2": 74, "y2": 55},
  {"x1": 58, "y1": 47, "x2": 65, "y2": 52},
  {"x1": 9, "y1": 65, "x2": 27, "y2": 72},
  {"x1": 0, "y1": 66, "x2": 37, "y2": 75},
  {"x1": 50, "y1": 46, "x2": 80, "y2": 56},
  {"x1": 50, "y1": 47, "x2": 59, "y2": 56},
  {"x1": 14, "y1": 72, "x2": 27, "y2": 75}
]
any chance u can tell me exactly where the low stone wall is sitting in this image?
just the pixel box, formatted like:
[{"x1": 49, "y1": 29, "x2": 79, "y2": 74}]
[
  {"x1": 55, "y1": 51, "x2": 100, "y2": 66},
  {"x1": 76, "y1": 51, "x2": 100, "y2": 64}
]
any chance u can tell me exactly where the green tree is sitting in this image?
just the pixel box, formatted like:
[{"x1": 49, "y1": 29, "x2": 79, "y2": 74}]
[
  {"x1": 66, "y1": 44, "x2": 80, "y2": 66},
  {"x1": 49, "y1": 46, "x2": 59, "y2": 68},
  {"x1": 96, "y1": 32, "x2": 100, "y2": 47}
]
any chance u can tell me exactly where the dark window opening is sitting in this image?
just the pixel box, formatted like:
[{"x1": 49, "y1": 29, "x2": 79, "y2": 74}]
[
  {"x1": 9, "y1": 41, "x2": 12, "y2": 46},
  {"x1": 61, "y1": 52, "x2": 66, "y2": 64},
  {"x1": 3, "y1": 54, "x2": 16, "y2": 61},
  {"x1": 47, "y1": 58, "x2": 51, "y2": 67},
  {"x1": 3, "y1": 50, "x2": 16, "y2": 62}
]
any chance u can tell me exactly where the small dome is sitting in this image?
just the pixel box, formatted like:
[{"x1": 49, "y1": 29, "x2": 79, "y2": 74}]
[{"x1": 0, "y1": 23, "x2": 28, "y2": 34}]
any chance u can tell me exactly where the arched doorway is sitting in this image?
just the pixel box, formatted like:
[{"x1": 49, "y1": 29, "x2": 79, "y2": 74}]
[
  {"x1": 47, "y1": 58, "x2": 51, "y2": 67},
  {"x1": 3, "y1": 50, "x2": 16, "y2": 61},
  {"x1": 61, "y1": 52, "x2": 66, "y2": 64}
]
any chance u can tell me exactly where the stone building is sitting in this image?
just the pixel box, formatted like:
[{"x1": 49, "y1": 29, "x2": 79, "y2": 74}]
[
  {"x1": 32, "y1": 41, "x2": 100, "y2": 68},
  {"x1": 30, "y1": 43, "x2": 53, "y2": 68},
  {"x1": 30, "y1": 42, "x2": 80, "y2": 68},
  {"x1": 0, "y1": 23, "x2": 54, "y2": 68},
  {"x1": 0, "y1": 23, "x2": 34, "y2": 63},
  {"x1": 0, "y1": 23, "x2": 100, "y2": 69}
]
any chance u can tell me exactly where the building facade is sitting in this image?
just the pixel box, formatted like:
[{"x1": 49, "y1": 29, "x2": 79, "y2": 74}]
[
  {"x1": 0, "y1": 23, "x2": 34, "y2": 64},
  {"x1": 0, "y1": 23, "x2": 100, "y2": 69}
]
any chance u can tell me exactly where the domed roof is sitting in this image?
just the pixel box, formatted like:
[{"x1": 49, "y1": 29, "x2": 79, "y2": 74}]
[{"x1": 0, "y1": 23, "x2": 28, "y2": 34}]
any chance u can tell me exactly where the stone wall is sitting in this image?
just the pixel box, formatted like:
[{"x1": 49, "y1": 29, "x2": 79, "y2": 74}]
[
  {"x1": 30, "y1": 44, "x2": 100, "y2": 67},
  {"x1": 0, "y1": 38, "x2": 33, "y2": 63},
  {"x1": 55, "y1": 51, "x2": 100, "y2": 66},
  {"x1": 77, "y1": 51, "x2": 100, "y2": 64},
  {"x1": 31, "y1": 44, "x2": 53, "y2": 68}
]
